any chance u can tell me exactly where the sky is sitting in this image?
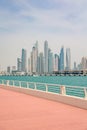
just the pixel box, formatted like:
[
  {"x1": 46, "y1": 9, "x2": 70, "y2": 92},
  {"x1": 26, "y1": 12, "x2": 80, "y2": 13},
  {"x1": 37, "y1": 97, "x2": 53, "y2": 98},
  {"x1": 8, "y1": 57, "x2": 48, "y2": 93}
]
[{"x1": 0, "y1": 0, "x2": 87, "y2": 70}]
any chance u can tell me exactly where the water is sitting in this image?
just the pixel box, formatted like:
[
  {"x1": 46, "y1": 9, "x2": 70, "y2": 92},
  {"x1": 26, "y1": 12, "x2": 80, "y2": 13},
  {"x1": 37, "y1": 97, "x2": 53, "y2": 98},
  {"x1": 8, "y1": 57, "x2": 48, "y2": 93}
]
[{"x1": 0, "y1": 75, "x2": 87, "y2": 87}]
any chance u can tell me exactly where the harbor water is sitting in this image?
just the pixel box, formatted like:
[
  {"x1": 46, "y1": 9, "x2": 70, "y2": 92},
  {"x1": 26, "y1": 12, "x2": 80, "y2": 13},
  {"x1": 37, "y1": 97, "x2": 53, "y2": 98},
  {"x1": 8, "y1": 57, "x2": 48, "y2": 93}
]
[{"x1": 0, "y1": 75, "x2": 87, "y2": 87}]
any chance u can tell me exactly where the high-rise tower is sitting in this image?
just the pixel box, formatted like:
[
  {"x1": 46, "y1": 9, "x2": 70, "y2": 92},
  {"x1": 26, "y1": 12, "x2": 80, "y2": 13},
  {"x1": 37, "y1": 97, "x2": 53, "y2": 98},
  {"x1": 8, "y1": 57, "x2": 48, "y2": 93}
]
[
  {"x1": 54, "y1": 54, "x2": 59, "y2": 72},
  {"x1": 48, "y1": 49, "x2": 53, "y2": 74},
  {"x1": 31, "y1": 41, "x2": 39, "y2": 74},
  {"x1": 59, "y1": 46, "x2": 64, "y2": 71},
  {"x1": 39, "y1": 52, "x2": 44, "y2": 74},
  {"x1": 17, "y1": 58, "x2": 22, "y2": 72},
  {"x1": 44, "y1": 40, "x2": 48, "y2": 74},
  {"x1": 21, "y1": 49, "x2": 27, "y2": 72},
  {"x1": 81, "y1": 57, "x2": 87, "y2": 70},
  {"x1": 66, "y1": 48, "x2": 71, "y2": 71}
]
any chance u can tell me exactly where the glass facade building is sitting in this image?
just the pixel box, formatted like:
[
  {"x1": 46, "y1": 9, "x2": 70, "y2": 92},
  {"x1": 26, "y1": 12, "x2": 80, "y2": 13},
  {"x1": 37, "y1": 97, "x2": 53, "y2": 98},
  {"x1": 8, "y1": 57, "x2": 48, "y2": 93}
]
[
  {"x1": 66, "y1": 48, "x2": 71, "y2": 71},
  {"x1": 44, "y1": 40, "x2": 48, "y2": 74},
  {"x1": 59, "y1": 46, "x2": 64, "y2": 71},
  {"x1": 21, "y1": 49, "x2": 27, "y2": 72}
]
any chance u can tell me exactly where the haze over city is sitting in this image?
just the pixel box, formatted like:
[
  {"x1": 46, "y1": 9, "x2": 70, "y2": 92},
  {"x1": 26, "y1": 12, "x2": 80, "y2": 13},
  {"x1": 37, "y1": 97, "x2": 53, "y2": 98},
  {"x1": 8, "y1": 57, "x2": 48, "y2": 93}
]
[{"x1": 0, "y1": 0, "x2": 87, "y2": 70}]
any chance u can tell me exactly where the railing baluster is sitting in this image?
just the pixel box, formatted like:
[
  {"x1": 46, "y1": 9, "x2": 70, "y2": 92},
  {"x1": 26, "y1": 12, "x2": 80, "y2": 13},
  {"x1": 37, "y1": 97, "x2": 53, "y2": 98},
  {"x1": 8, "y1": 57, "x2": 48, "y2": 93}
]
[
  {"x1": 46, "y1": 84, "x2": 48, "y2": 92},
  {"x1": 60, "y1": 86, "x2": 66, "y2": 95},
  {"x1": 7, "y1": 80, "x2": 9, "y2": 86}
]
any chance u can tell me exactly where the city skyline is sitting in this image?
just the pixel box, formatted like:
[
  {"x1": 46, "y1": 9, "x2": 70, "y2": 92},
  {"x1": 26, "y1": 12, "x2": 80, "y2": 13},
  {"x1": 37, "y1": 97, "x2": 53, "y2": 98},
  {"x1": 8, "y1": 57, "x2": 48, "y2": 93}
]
[
  {"x1": 0, "y1": 0, "x2": 87, "y2": 70},
  {"x1": 16, "y1": 41, "x2": 71, "y2": 74},
  {"x1": 5, "y1": 41, "x2": 87, "y2": 75},
  {"x1": 0, "y1": 40, "x2": 86, "y2": 71}
]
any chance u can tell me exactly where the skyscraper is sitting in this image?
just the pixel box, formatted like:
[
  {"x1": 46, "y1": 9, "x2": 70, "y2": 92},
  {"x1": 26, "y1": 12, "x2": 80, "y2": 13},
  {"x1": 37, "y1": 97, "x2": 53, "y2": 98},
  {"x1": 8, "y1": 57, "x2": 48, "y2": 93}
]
[
  {"x1": 35, "y1": 41, "x2": 39, "y2": 73},
  {"x1": 59, "y1": 46, "x2": 64, "y2": 71},
  {"x1": 66, "y1": 48, "x2": 71, "y2": 71},
  {"x1": 44, "y1": 40, "x2": 48, "y2": 74},
  {"x1": 39, "y1": 52, "x2": 44, "y2": 74},
  {"x1": 53, "y1": 54, "x2": 59, "y2": 72},
  {"x1": 30, "y1": 51, "x2": 33, "y2": 73},
  {"x1": 31, "y1": 41, "x2": 39, "y2": 74},
  {"x1": 7, "y1": 66, "x2": 11, "y2": 74},
  {"x1": 32, "y1": 46, "x2": 36, "y2": 73},
  {"x1": 81, "y1": 57, "x2": 87, "y2": 70},
  {"x1": 28, "y1": 57, "x2": 31, "y2": 74},
  {"x1": 17, "y1": 58, "x2": 22, "y2": 72},
  {"x1": 48, "y1": 49, "x2": 53, "y2": 74},
  {"x1": 21, "y1": 49, "x2": 27, "y2": 72},
  {"x1": 73, "y1": 62, "x2": 77, "y2": 70}
]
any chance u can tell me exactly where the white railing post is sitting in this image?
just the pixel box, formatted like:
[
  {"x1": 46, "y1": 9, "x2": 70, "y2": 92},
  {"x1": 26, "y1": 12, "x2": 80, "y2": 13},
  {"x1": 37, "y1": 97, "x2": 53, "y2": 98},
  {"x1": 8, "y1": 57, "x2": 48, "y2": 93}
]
[
  {"x1": 46, "y1": 84, "x2": 48, "y2": 92},
  {"x1": 6, "y1": 80, "x2": 9, "y2": 86},
  {"x1": 60, "y1": 85, "x2": 66, "y2": 95},
  {"x1": 84, "y1": 88, "x2": 87, "y2": 99},
  {"x1": 34, "y1": 83, "x2": 37, "y2": 90}
]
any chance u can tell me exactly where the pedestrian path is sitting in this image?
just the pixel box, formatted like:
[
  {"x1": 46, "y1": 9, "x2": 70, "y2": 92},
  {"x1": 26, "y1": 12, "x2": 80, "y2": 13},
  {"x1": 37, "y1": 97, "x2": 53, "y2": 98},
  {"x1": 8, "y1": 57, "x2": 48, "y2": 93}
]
[{"x1": 0, "y1": 87, "x2": 87, "y2": 130}]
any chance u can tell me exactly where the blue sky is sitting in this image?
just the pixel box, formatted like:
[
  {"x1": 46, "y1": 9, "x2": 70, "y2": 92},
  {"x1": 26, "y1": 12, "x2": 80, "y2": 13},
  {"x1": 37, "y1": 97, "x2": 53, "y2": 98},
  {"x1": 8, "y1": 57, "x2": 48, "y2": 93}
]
[{"x1": 0, "y1": 0, "x2": 87, "y2": 70}]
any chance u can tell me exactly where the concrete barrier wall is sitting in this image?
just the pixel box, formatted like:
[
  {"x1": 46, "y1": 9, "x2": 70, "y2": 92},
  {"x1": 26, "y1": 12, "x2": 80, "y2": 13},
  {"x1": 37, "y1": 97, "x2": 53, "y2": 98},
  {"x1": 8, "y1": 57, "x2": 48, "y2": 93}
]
[{"x1": 0, "y1": 85, "x2": 87, "y2": 110}]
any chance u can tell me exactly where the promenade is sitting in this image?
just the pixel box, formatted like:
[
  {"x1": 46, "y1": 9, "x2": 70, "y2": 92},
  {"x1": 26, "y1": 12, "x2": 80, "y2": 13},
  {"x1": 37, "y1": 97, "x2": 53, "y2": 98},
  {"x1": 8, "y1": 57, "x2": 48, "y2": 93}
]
[{"x1": 0, "y1": 87, "x2": 87, "y2": 130}]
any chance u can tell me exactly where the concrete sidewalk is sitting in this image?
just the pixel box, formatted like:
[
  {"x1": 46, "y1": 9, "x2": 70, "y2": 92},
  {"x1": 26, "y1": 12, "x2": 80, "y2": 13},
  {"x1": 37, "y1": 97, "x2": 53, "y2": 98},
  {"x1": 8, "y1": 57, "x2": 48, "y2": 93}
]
[{"x1": 0, "y1": 88, "x2": 87, "y2": 130}]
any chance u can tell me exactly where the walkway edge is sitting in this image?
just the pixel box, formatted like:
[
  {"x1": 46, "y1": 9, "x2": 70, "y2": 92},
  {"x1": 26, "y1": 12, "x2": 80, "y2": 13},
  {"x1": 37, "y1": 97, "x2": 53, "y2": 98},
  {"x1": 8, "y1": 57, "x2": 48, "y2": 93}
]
[{"x1": 0, "y1": 85, "x2": 87, "y2": 110}]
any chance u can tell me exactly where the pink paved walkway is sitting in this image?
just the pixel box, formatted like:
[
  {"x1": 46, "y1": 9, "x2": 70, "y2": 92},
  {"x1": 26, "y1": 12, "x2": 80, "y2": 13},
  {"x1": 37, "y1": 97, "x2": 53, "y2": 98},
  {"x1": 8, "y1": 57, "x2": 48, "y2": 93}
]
[{"x1": 0, "y1": 88, "x2": 87, "y2": 130}]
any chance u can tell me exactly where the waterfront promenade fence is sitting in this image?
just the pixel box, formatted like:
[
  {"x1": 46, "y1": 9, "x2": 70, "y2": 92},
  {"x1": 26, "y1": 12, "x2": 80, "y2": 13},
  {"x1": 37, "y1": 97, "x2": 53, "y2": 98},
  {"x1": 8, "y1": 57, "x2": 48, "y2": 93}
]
[{"x1": 0, "y1": 79, "x2": 87, "y2": 99}]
